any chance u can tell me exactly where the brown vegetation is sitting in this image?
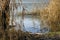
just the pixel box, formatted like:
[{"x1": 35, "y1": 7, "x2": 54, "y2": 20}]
[
  {"x1": 0, "y1": 0, "x2": 10, "y2": 30},
  {"x1": 39, "y1": 0, "x2": 60, "y2": 32}
]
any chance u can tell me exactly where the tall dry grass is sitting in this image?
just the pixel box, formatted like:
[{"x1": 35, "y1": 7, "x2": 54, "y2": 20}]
[{"x1": 39, "y1": 0, "x2": 60, "y2": 32}]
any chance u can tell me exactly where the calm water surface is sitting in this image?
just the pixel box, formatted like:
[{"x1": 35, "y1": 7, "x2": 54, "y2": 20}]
[{"x1": 14, "y1": 15, "x2": 41, "y2": 33}]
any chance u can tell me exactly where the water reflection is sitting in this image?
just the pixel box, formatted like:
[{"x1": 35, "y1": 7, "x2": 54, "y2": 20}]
[{"x1": 15, "y1": 15, "x2": 40, "y2": 33}]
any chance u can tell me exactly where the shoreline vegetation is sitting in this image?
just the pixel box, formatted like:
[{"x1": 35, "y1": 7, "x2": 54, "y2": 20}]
[
  {"x1": 0, "y1": 29, "x2": 60, "y2": 40},
  {"x1": 0, "y1": 0, "x2": 60, "y2": 40}
]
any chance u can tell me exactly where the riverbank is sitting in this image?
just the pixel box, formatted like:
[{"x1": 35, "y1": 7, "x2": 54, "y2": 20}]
[{"x1": 0, "y1": 29, "x2": 60, "y2": 40}]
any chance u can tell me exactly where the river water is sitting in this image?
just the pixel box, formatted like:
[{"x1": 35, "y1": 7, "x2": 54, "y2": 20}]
[
  {"x1": 14, "y1": 15, "x2": 40, "y2": 33},
  {"x1": 9, "y1": 15, "x2": 49, "y2": 34}
]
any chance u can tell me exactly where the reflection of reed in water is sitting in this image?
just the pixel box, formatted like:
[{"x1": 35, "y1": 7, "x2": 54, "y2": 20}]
[{"x1": 21, "y1": 6, "x2": 26, "y2": 31}]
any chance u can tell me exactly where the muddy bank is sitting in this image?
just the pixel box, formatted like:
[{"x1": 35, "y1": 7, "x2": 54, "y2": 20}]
[{"x1": 0, "y1": 29, "x2": 60, "y2": 40}]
